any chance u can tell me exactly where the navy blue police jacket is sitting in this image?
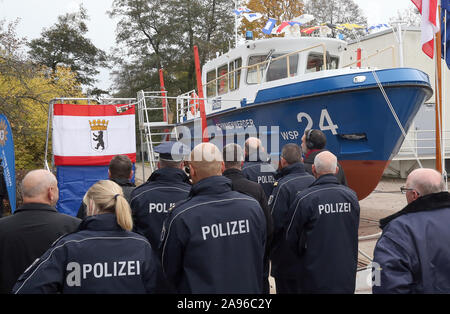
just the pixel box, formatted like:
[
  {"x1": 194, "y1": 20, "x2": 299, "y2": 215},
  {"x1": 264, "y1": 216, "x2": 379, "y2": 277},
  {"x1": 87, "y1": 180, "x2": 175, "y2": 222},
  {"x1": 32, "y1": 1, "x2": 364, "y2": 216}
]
[
  {"x1": 130, "y1": 167, "x2": 191, "y2": 249},
  {"x1": 12, "y1": 213, "x2": 158, "y2": 294},
  {"x1": 373, "y1": 192, "x2": 450, "y2": 294},
  {"x1": 160, "y1": 176, "x2": 266, "y2": 294},
  {"x1": 242, "y1": 153, "x2": 276, "y2": 197},
  {"x1": 286, "y1": 174, "x2": 360, "y2": 293},
  {"x1": 268, "y1": 162, "x2": 315, "y2": 278}
]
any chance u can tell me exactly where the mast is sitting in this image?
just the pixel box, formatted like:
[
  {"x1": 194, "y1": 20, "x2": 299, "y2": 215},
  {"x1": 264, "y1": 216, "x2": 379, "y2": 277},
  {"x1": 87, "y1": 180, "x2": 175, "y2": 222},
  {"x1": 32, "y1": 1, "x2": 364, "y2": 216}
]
[
  {"x1": 435, "y1": 4, "x2": 444, "y2": 174},
  {"x1": 234, "y1": 0, "x2": 238, "y2": 48}
]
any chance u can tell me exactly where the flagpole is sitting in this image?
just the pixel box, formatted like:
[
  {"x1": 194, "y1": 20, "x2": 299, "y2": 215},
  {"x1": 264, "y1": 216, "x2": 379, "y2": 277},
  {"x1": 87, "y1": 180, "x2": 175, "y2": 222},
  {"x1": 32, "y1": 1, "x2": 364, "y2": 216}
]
[
  {"x1": 443, "y1": 7, "x2": 448, "y2": 184},
  {"x1": 435, "y1": 4, "x2": 444, "y2": 174}
]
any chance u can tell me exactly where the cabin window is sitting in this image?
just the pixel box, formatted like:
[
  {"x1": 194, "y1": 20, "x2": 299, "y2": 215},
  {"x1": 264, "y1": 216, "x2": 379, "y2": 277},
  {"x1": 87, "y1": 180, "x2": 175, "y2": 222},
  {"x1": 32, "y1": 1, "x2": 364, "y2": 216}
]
[
  {"x1": 229, "y1": 58, "x2": 242, "y2": 91},
  {"x1": 246, "y1": 55, "x2": 269, "y2": 84},
  {"x1": 217, "y1": 64, "x2": 228, "y2": 95},
  {"x1": 206, "y1": 69, "x2": 216, "y2": 97},
  {"x1": 266, "y1": 53, "x2": 299, "y2": 82},
  {"x1": 306, "y1": 53, "x2": 339, "y2": 73}
]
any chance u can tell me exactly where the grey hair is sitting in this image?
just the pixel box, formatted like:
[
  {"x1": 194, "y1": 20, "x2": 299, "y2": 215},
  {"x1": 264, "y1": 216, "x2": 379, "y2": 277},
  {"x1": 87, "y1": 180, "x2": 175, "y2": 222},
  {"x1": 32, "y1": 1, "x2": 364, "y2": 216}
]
[
  {"x1": 21, "y1": 170, "x2": 57, "y2": 198},
  {"x1": 408, "y1": 169, "x2": 446, "y2": 196},
  {"x1": 314, "y1": 152, "x2": 337, "y2": 175}
]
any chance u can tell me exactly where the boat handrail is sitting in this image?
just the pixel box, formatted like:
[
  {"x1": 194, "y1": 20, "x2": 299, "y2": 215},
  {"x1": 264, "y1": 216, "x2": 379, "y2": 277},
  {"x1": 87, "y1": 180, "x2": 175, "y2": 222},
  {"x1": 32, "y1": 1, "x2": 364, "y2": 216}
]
[
  {"x1": 204, "y1": 43, "x2": 328, "y2": 93},
  {"x1": 342, "y1": 45, "x2": 396, "y2": 68}
]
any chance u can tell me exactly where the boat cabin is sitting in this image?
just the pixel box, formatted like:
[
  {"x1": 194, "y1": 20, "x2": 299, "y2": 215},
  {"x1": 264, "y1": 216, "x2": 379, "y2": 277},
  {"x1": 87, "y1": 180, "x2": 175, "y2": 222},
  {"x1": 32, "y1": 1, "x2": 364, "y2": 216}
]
[{"x1": 199, "y1": 37, "x2": 347, "y2": 117}]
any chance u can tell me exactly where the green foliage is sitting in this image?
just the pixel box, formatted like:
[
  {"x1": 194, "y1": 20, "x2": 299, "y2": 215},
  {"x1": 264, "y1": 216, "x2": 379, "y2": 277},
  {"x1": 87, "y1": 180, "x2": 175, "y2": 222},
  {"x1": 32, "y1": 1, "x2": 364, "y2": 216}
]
[
  {"x1": 28, "y1": 6, "x2": 108, "y2": 87},
  {"x1": 109, "y1": 0, "x2": 234, "y2": 106},
  {"x1": 0, "y1": 20, "x2": 84, "y2": 170}
]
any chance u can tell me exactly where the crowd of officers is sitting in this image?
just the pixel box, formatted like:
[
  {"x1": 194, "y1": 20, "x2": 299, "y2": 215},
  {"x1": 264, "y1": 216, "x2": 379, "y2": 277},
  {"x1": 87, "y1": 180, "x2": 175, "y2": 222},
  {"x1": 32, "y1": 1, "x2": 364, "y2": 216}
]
[{"x1": 0, "y1": 129, "x2": 449, "y2": 294}]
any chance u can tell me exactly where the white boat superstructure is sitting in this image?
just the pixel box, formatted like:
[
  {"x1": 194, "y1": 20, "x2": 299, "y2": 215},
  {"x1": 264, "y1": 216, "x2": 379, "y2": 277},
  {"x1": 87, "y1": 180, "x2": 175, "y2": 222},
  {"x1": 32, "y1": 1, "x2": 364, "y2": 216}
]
[{"x1": 199, "y1": 37, "x2": 348, "y2": 116}]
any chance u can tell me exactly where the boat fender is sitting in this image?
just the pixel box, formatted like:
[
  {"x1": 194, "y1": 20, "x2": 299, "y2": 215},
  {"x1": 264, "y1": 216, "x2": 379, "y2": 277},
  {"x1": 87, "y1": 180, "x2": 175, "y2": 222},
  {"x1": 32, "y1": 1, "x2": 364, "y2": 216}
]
[{"x1": 190, "y1": 92, "x2": 199, "y2": 115}]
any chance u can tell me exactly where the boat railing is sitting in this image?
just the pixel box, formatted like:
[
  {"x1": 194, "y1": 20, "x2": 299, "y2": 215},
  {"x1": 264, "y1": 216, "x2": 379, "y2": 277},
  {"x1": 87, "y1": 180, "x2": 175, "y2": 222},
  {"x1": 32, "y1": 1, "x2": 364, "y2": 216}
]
[
  {"x1": 395, "y1": 129, "x2": 450, "y2": 159},
  {"x1": 342, "y1": 45, "x2": 396, "y2": 68},
  {"x1": 136, "y1": 90, "x2": 172, "y2": 129},
  {"x1": 204, "y1": 43, "x2": 328, "y2": 92}
]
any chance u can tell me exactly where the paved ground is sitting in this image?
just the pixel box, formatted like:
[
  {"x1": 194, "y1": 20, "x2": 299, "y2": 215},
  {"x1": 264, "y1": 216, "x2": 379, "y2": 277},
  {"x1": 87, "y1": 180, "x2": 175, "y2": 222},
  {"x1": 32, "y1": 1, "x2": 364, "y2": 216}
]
[{"x1": 135, "y1": 163, "x2": 411, "y2": 294}]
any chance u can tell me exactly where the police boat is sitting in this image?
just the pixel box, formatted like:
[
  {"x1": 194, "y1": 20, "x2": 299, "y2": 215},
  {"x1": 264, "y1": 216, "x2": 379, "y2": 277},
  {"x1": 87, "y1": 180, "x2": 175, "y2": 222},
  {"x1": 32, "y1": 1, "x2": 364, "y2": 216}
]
[{"x1": 141, "y1": 33, "x2": 433, "y2": 200}]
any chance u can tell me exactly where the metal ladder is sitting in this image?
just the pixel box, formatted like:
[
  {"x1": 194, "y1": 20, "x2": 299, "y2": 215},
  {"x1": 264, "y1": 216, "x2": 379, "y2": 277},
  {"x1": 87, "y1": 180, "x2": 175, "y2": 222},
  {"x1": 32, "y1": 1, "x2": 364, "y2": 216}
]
[{"x1": 137, "y1": 90, "x2": 179, "y2": 179}]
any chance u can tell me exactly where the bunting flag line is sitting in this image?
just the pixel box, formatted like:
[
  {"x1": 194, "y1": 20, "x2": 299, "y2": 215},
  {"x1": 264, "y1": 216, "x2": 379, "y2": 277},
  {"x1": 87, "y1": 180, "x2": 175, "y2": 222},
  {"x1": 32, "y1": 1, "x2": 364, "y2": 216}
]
[
  {"x1": 262, "y1": 18, "x2": 277, "y2": 35},
  {"x1": 366, "y1": 24, "x2": 390, "y2": 33},
  {"x1": 233, "y1": 7, "x2": 251, "y2": 15},
  {"x1": 411, "y1": 0, "x2": 440, "y2": 58},
  {"x1": 339, "y1": 23, "x2": 365, "y2": 30},
  {"x1": 301, "y1": 26, "x2": 321, "y2": 34},
  {"x1": 243, "y1": 12, "x2": 263, "y2": 23},
  {"x1": 292, "y1": 14, "x2": 315, "y2": 24}
]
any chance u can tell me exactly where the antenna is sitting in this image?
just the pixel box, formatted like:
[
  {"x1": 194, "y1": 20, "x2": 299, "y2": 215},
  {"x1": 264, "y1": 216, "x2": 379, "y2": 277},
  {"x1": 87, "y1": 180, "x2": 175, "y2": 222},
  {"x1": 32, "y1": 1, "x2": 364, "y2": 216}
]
[{"x1": 234, "y1": 0, "x2": 239, "y2": 48}]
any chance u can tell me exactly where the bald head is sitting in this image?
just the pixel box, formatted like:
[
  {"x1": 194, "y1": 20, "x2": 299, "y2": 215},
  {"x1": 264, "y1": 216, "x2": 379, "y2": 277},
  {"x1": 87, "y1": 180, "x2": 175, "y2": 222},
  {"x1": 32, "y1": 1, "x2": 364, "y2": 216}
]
[
  {"x1": 21, "y1": 169, "x2": 59, "y2": 206},
  {"x1": 189, "y1": 143, "x2": 224, "y2": 183},
  {"x1": 406, "y1": 168, "x2": 445, "y2": 203},
  {"x1": 312, "y1": 151, "x2": 338, "y2": 177}
]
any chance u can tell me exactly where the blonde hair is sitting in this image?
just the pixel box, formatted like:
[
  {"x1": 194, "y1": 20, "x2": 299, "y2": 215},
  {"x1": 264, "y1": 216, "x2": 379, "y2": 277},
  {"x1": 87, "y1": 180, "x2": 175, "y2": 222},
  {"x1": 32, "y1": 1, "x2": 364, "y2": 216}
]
[{"x1": 83, "y1": 180, "x2": 133, "y2": 231}]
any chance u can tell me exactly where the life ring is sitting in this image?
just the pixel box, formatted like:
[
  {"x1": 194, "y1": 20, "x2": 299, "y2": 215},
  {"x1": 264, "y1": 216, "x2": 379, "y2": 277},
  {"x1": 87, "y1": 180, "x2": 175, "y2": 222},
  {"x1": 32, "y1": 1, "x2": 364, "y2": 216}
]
[{"x1": 190, "y1": 92, "x2": 199, "y2": 115}]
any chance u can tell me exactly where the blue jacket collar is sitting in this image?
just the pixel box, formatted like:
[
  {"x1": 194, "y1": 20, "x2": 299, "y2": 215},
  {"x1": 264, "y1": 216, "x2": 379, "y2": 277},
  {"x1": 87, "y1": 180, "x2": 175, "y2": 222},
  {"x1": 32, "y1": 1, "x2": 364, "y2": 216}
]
[
  {"x1": 147, "y1": 167, "x2": 190, "y2": 184},
  {"x1": 79, "y1": 213, "x2": 123, "y2": 232},
  {"x1": 276, "y1": 162, "x2": 306, "y2": 179},
  {"x1": 380, "y1": 192, "x2": 450, "y2": 229},
  {"x1": 110, "y1": 177, "x2": 135, "y2": 187},
  {"x1": 311, "y1": 173, "x2": 340, "y2": 186},
  {"x1": 190, "y1": 176, "x2": 232, "y2": 196},
  {"x1": 245, "y1": 151, "x2": 269, "y2": 163}
]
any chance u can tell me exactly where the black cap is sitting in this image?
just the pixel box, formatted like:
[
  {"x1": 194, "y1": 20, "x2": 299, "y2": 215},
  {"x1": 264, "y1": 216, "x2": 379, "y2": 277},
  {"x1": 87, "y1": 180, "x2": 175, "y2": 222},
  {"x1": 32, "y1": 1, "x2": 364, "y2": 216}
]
[{"x1": 154, "y1": 141, "x2": 190, "y2": 162}]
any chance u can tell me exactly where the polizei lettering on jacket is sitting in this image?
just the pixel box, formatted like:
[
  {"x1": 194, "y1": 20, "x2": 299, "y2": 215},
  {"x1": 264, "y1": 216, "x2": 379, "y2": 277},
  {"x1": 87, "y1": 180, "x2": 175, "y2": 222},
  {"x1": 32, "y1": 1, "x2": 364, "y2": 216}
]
[
  {"x1": 257, "y1": 175, "x2": 275, "y2": 184},
  {"x1": 201, "y1": 220, "x2": 250, "y2": 240},
  {"x1": 149, "y1": 202, "x2": 175, "y2": 214},
  {"x1": 66, "y1": 261, "x2": 141, "y2": 287},
  {"x1": 318, "y1": 202, "x2": 351, "y2": 215}
]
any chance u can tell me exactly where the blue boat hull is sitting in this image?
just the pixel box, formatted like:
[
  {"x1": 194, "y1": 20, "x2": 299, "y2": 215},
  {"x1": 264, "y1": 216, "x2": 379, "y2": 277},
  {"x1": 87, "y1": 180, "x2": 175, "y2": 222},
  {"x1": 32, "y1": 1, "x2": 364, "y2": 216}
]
[{"x1": 179, "y1": 68, "x2": 433, "y2": 199}]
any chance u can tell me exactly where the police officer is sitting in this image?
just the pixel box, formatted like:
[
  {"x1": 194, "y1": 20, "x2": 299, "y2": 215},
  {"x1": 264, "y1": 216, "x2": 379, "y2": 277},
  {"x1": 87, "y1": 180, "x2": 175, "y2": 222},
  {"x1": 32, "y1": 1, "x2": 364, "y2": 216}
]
[
  {"x1": 13, "y1": 180, "x2": 158, "y2": 293},
  {"x1": 286, "y1": 151, "x2": 360, "y2": 293},
  {"x1": 242, "y1": 137, "x2": 276, "y2": 197},
  {"x1": 373, "y1": 168, "x2": 450, "y2": 293},
  {"x1": 130, "y1": 141, "x2": 191, "y2": 249},
  {"x1": 77, "y1": 154, "x2": 136, "y2": 219},
  {"x1": 161, "y1": 143, "x2": 266, "y2": 293},
  {"x1": 301, "y1": 129, "x2": 348, "y2": 185},
  {"x1": 268, "y1": 143, "x2": 315, "y2": 294},
  {"x1": 222, "y1": 143, "x2": 273, "y2": 294}
]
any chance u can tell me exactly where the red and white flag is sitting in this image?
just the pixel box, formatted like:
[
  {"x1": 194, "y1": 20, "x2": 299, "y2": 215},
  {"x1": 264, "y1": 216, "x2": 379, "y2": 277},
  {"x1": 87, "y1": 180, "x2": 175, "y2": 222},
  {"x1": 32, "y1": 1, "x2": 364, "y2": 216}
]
[
  {"x1": 412, "y1": 0, "x2": 440, "y2": 58},
  {"x1": 53, "y1": 103, "x2": 136, "y2": 166}
]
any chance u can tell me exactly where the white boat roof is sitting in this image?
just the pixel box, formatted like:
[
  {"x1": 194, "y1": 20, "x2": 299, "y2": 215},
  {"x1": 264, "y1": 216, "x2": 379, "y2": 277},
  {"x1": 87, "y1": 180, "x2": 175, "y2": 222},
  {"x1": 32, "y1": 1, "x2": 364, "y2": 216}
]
[{"x1": 203, "y1": 36, "x2": 348, "y2": 70}]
